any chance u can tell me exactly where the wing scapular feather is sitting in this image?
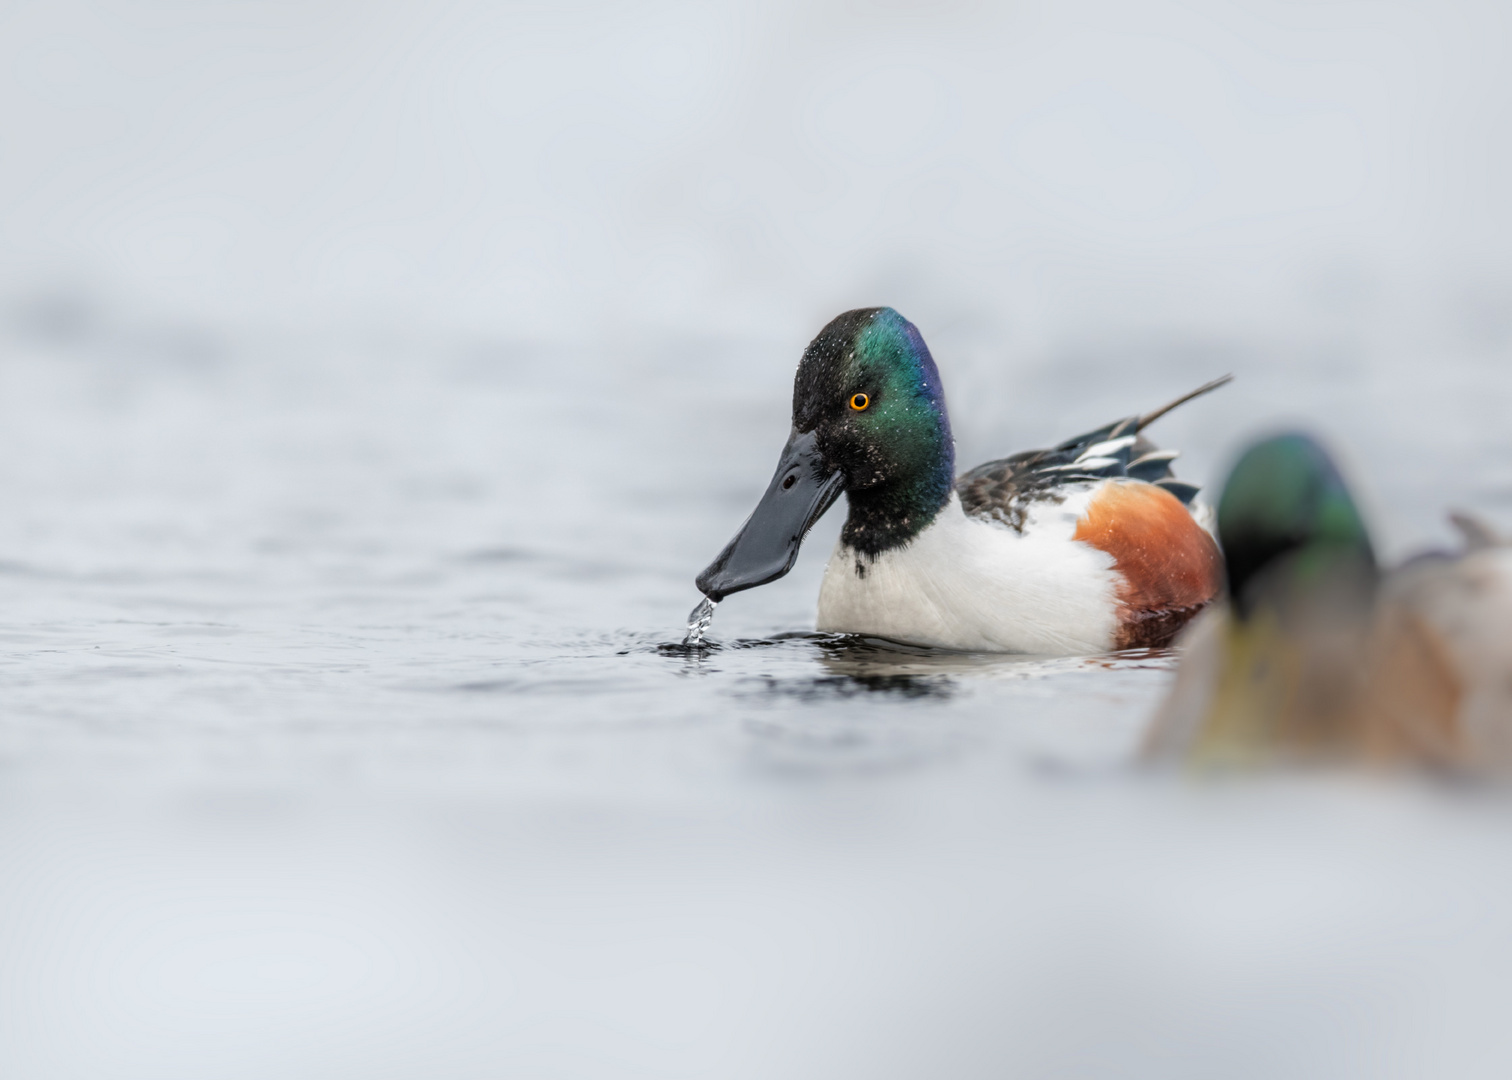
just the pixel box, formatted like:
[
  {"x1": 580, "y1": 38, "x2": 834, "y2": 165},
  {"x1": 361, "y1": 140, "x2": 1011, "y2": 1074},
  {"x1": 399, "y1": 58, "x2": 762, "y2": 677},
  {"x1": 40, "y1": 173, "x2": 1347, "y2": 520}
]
[
  {"x1": 1127, "y1": 449, "x2": 1180, "y2": 483},
  {"x1": 1155, "y1": 479, "x2": 1201, "y2": 506},
  {"x1": 956, "y1": 377, "x2": 1229, "y2": 527}
]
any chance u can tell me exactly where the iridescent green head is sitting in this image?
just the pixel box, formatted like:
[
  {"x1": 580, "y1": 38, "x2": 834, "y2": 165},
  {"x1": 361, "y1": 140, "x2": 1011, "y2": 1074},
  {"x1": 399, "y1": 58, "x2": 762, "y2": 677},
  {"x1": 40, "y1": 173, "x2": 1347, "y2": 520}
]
[
  {"x1": 793, "y1": 307, "x2": 955, "y2": 555},
  {"x1": 695, "y1": 307, "x2": 955, "y2": 600},
  {"x1": 1217, "y1": 433, "x2": 1377, "y2": 618}
]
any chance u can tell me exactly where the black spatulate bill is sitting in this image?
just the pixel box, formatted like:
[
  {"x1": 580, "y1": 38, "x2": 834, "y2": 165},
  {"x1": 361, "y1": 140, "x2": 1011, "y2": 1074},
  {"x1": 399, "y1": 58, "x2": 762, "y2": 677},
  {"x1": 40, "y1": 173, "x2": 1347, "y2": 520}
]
[{"x1": 696, "y1": 429, "x2": 844, "y2": 601}]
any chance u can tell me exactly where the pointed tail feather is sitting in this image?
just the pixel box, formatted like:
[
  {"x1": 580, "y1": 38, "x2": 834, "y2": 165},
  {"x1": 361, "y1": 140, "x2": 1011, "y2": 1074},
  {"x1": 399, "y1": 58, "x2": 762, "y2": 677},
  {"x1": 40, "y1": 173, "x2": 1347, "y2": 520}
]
[
  {"x1": 1136, "y1": 374, "x2": 1233, "y2": 431},
  {"x1": 1449, "y1": 510, "x2": 1504, "y2": 550}
]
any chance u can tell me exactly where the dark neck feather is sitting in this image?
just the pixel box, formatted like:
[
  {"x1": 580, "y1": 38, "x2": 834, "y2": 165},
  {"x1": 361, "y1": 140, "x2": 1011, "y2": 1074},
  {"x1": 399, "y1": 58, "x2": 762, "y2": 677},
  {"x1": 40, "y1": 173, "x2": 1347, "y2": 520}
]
[{"x1": 841, "y1": 453, "x2": 954, "y2": 557}]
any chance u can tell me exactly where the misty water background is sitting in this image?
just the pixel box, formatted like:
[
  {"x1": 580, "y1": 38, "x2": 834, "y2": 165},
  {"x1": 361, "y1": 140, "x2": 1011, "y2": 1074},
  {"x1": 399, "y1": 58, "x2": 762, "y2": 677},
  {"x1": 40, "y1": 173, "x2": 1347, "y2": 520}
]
[{"x1": 6, "y1": 1, "x2": 1512, "y2": 1076}]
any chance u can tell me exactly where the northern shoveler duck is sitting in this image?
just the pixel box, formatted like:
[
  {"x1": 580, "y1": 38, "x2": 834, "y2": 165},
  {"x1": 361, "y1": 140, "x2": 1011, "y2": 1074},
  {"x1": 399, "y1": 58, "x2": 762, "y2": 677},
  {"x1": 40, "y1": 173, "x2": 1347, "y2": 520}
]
[
  {"x1": 1144, "y1": 432, "x2": 1512, "y2": 771},
  {"x1": 694, "y1": 307, "x2": 1228, "y2": 653}
]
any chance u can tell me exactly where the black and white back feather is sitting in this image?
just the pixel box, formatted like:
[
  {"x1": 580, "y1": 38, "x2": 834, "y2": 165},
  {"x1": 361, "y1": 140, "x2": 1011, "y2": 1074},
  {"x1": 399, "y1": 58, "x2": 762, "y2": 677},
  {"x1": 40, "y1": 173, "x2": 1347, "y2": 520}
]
[{"x1": 956, "y1": 376, "x2": 1231, "y2": 532}]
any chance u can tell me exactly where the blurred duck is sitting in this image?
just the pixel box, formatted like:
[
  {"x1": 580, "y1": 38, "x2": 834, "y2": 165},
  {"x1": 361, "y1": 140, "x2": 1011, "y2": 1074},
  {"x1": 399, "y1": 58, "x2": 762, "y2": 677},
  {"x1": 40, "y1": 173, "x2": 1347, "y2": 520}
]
[
  {"x1": 1145, "y1": 433, "x2": 1512, "y2": 772},
  {"x1": 696, "y1": 307, "x2": 1228, "y2": 653}
]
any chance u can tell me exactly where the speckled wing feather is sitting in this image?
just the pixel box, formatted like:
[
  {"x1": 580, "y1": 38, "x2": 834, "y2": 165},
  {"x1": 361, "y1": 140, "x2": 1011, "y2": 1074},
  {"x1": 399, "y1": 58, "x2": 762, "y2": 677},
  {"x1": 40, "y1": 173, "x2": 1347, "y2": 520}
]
[{"x1": 956, "y1": 376, "x2": 1230, "y2": 531}]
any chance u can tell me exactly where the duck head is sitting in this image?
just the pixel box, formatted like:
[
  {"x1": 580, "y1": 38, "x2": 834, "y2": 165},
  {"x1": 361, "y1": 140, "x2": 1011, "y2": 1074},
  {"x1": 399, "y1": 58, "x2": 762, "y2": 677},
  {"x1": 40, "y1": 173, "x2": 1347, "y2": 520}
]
[
  {"x1": 696, "y1": 307, "x2": 955, "y2": 601},
  {"x1": 1217, "y1": 432, "x2": 1378, "y2": 620}
]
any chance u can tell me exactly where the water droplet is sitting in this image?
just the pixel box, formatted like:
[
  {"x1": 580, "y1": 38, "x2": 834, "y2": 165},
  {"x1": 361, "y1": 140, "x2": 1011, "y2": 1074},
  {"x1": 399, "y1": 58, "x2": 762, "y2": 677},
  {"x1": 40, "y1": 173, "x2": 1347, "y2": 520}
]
[{"x1": 682, "y1": 595, "x2": 718, "y2": 647}]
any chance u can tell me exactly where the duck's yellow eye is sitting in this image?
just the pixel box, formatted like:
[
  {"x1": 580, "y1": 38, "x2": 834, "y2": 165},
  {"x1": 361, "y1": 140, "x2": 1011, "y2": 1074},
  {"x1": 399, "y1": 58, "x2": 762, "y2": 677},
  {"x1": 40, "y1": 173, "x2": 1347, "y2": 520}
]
[{"x1": 849, "y1": 393, "x2": 870, "y2": 411}]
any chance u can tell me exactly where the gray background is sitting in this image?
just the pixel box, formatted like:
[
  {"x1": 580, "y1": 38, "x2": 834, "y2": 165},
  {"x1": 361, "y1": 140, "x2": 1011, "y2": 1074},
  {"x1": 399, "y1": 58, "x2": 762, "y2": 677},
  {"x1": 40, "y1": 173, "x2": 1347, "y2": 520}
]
[{"x1": 3, "y1": 2, "x2": 1511, "y2": 1077}]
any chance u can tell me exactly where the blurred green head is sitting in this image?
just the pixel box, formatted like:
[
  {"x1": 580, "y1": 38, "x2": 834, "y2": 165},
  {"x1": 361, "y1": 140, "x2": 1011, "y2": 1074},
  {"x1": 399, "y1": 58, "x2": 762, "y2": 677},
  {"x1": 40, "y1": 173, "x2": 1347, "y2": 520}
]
[{"x1": 1217, "y1": 433, "x2": 1376, "y2": 617}]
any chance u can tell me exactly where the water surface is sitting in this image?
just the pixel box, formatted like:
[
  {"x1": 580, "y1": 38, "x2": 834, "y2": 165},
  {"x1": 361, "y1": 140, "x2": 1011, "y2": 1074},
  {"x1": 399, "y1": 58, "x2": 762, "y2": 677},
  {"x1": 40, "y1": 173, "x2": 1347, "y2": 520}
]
[{"x1": 4, "y1": 315, "x2": 1512, "y2": 1078}]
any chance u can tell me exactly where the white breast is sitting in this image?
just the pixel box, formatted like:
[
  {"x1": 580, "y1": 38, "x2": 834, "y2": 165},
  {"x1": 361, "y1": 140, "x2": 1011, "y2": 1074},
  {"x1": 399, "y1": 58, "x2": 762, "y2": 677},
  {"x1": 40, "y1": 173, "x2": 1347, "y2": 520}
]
[{"x1": 815, "y1": 491, "x2": 1122, "y2": 653}]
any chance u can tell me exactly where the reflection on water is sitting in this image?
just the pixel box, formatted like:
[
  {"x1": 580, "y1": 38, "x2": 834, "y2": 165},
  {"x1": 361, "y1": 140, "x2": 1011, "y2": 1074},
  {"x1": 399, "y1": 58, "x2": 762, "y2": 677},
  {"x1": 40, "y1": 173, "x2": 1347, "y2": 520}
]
[
  {"x1": 741, "y1": 671, "x2": 957, "y2": 702},
  {"x1": 655, "y1": 629, "x2": 1180, "y2": 703}
]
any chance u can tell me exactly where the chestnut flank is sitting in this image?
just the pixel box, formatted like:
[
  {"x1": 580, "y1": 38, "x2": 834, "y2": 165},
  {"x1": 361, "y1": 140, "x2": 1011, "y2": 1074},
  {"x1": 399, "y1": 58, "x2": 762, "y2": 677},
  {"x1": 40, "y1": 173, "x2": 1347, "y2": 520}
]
[{"x1": 1073, "y1": 481, "x2": 1223, "y2": 649}]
